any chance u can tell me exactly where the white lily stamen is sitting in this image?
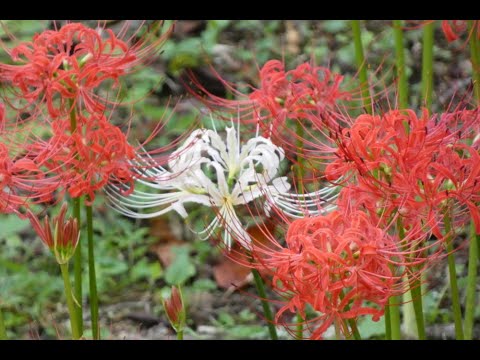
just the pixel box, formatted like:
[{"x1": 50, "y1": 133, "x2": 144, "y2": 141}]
[{"x1": 106, "y1": 125, "x2": 338, "y2": 249}]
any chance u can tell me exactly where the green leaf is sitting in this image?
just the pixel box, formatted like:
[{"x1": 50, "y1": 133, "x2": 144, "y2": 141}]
[
  {"x1": 226, "y1": 325, "x2": 267, "y2": 339},
  {"x1": 0, "y1": 214, "x2": 30, "y2": 241},
  {"x1": 217, "y1": 312, "x2": 235, "y2": 327},
  {"x1": 192, "y1": 278, "x2": 217, "y2": 291},
  {"x1": 164, "y1": 246, "x2": 196, "y2": 285},
  {"x1": 238, "y1": 309, "x2": 256, "y2": 322},
  {"x1": 357, "y1": 316, "x2": 385, "y2": 339},
  {"x1": 323, "y1": 20, "x2": 348, "y2": 33}
]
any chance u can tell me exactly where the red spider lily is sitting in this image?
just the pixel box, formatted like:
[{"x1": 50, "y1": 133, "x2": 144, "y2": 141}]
[
  {"x1": 427, "y1": 142, "x2": 480, "y2": 235},
  {"x1": 441, "y1": 20, "x2": 479, "y2": 43},
  {"x1": 250, "y1": 210, "x2": 408, "y2": 339},
  {"x1": 187, "y1": 59, "x2": 351, "y2": 167},
  {"x1": 0, "y1": 142, "x2": 56, "y2": 214},
  {"x1": 27, "y1": 203, "x2": 80, "y2": 264},
  {"x1": 325, "y1": 108, "x2": 480, "y2": 240},
  {"x1": 0, "y1": 21, "x2": 172, "y2": 120},
  {"x1": 0, "y1": 102, "x2": 4, "y2": 133},
  {"x1": 29, "y1": 113, "x2": 137, "y2": 204},
  {"x1": 402, "y1": 20, "x2": 479, "y2": 44}
]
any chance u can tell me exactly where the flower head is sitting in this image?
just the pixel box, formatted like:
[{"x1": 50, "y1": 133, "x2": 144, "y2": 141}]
[
  {"x1": 30, "y1": 112, "x2": 136, "y2": 204},
  {"x1": 441, "y1": 20, "x2": 479, "y2": 43},
  {"x1": 107, "y1": 122, "x2": 337, "y2": 249},
  {"x1": 255, "y1": 210, "x2": 405, "y2": 339},
  {"x1": 1, "y1": 21, "x2": 171, "y2": 119},
  {"x1": 326, "y1": 107, "x2": 480, "y2": 244},
  {"x1": 0, "y1": 141, "x2": 55, "y2": 214}
]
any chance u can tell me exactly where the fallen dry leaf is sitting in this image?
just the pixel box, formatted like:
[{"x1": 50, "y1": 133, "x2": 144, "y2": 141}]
[
  {"x1": 149, "y1": 217, "x2": 186, "y2": 267},
  {"x1": 213, "y1": 255, "x2": 251, "y2": 290}
]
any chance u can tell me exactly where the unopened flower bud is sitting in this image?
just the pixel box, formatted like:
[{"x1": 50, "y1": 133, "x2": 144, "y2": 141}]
[
  {"x1": 27, "y1": 203, "x2": 80, "y2": 265},
  {"x1": 162, "y1": 286, "x2": 186, "y2": 333}
]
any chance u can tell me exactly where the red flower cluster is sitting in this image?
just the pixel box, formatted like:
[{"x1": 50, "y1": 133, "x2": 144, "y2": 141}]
[
  {"x1": 0, "y1": 142, "x2": 55, "y2": 214},
  {"x1": 1, "y1": 22, "x2": 169, "y2": 119},
  {"x1": 441, "y1": 20, "x2": 479, "y2": 43},
  {"x1": 326, "y1": 109, "x2": 480, "y2": 238},
  {"x1": 247, "y1": 60, "x2": 349, "y2": 129},
  {"x1": 190, "y1": 59, "x2": 350, "y2": 166},
  {"x1": 256, "y1": 211, "x2": 404, "y2": 339},
  {"x1": 0, "y1": 21, "x2": 173, "y2": 211},
  {"x1": 30, "y1": 114, "x2": 136, "y2": 204}
]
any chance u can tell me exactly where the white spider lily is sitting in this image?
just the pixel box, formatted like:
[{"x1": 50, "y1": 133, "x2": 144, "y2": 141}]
[{"x1": 106, "y1": 125, "x2": 337, "y2": 249}]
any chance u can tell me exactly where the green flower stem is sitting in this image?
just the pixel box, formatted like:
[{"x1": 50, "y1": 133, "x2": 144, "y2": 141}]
[
  {"x1": 469, "y1": 21, "x2": 480, "y2": 102},
  {"x1": 421, "y1": 22, "x2": 435, "y2": 110},
  {"x1": 295, "y1": 122, "x2": 305, "y2": 195},
  {"x1": 295, "y1": 313, "x2": 303, "y2": 340},
  {"x1": 464, "y1": 22, "x2": 480, "y2": 341},
  {"x1": 60, "y1": 263, "x2": 81, "y2": 340},
  {"x1": 389, "y1": 296, "x2": 401, "y2": 340},
  {"x1": 72, "y1": 198, "x2": 82, "y2": 334},
  {"x1": 0, "y1": 307, "x2": 7, "y2": 340},
  {"x1": 384, "y1": 302, "x2": 392, "y2": 340},
  {"x1": 464, "y1": 224, "x2": 478, "y2": 340},
  {"x1": 86, "y1": 203, "x2": 100, "y2": 340},
  {"x1": 339, "y1": 289, "x2": 362, "y2": 340},
  {"x1": 393, "y1": 20, "x2": 408, "y2": 109},
  {"x1": 347, "y1": 319, "x2": 362, "y2": 340},
  {"x1": 251, "y1": 268, "x2": 278, "y2": 340},
  {"x1": 398, "y1": 217, "x2": 426, "y2": 339},
  {"x1": 294, "y1": 121, "x2": 304, "y2": 339},
  {"x1": 408, "y1": 278, "x2": 426, "y2": 340},
  {"x1": 477, "y1": 235, "x2": 480, "y2": 264},
  {"x1": 444, "y1": 214, "x2": 465, "y2": 339},
  {"x1": 68, "y1": 98, "x2": 83, "y2": 336},
  {"x1": 351, "y1": 20, "x2": 372, "y2": 114},
  {"x1": 334, "y1": 321, "x2": 342, "y2": 340},
  {"x1": 177, "y1": 329, "x2": 184, "y2": 340}
]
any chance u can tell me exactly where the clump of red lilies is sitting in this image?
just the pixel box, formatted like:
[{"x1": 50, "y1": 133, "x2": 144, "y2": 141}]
[
  {"x1": 0, "y1": 21, "x2": 174, "y2": 340},
  {"x1": 0, "y1": 21, "x2": 174, "y2": 207},
  {"x1": 191, "y1": 49, "x2": 480, "y2": 338}
]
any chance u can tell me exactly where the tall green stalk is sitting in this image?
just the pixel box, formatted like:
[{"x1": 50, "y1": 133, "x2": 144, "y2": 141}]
[
  {"x1": 464, "y1": 225, "x2": 478, "y2": 339},
  {"x1": 351, "y1": 20, "x2": 372, "y2": 114},
  {"x1": 347, "y1": 319, "x2": 362, "y2": 340},
  {"x1": 86, "y1": 203, "x2": 100, "y2": 339},
  {"x1": 295, "y1": 121, "x2": 305, "y2": 339},
  {"x1": 68, "y1": 98, "x2": 83, "y2": 336},
  {"x1": 444, "y1": 214, "x2": 464, "y2": 339},
  {"x1": 403, "y1": 22, "x2": 435, "y2": 341},
  {"x1": 0, "y1": 307, "x2": 7, "y2": 340},
  {"x1": 251, "y1": 268, "x2": 278, "y2": 340},
  {"x1": 388, "y1": 297, "x2": 401, "y2": 340},
  {"x1": 391, "y1": 21, "x2": 411, "y2": 333},
  {"x1": 408, "y1": 278, "x2": 426, "y2": 340},
  {"x1": 60, "y1": 263, "x2": 81, "y2": 340},
  {"x1": 393, "y1": 20, "x2": 408, "y2": 109},
  {"x1": 337, "y1": 290, "x2": 362, "y2": 340},
  {"x1": 469, "y1": 21, "x2": 480, "y2": 101},
  {"x1": 384, "y1": 302, "x2": 392, "y2": 340},
  {"x1": 421, "y1": 22, "x2": 435, "y2": 110},
  {"x1": 465, "y1": 21, "x2": 480, "y2": 341}
]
